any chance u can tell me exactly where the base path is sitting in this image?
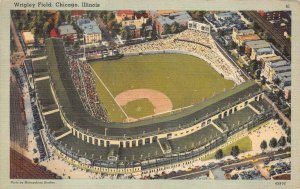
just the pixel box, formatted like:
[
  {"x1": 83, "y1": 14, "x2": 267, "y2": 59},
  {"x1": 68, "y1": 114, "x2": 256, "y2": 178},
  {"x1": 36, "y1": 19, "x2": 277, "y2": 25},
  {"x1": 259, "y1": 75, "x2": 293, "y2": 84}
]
[{"x1": 115, "y1": 89, "x2": 173, "y2": 114}]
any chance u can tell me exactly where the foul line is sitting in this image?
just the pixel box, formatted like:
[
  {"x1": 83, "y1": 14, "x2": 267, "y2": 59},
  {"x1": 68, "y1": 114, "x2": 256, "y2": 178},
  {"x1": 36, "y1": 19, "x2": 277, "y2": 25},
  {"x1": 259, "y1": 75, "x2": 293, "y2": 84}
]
[{"x1": 89, "y1": 65, "x2": 129, "y2": 118}]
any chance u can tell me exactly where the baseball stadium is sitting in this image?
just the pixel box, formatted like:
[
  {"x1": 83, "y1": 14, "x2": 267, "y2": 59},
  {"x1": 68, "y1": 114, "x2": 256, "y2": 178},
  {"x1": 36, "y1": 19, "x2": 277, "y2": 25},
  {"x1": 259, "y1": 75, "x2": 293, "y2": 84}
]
[{"x1": 31, "y1": 28, "x2": 274, "y2": 176}]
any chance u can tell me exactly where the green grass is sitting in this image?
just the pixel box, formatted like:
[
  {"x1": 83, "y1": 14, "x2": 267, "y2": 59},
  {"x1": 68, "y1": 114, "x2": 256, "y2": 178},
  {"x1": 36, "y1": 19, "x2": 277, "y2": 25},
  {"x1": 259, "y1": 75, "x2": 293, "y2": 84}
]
[
  {"x1": 92, "y1": 72, "x2": 127, "y2": 122},
  {"x1": 202, "y1": 136, "x2": 252, "y2": 161},
  {"x1": 90, "y1": 54, "x2": 234, "y2": 122},
  {"x1": 122, "y1": 98, "x2": 155, "y2": 119}
]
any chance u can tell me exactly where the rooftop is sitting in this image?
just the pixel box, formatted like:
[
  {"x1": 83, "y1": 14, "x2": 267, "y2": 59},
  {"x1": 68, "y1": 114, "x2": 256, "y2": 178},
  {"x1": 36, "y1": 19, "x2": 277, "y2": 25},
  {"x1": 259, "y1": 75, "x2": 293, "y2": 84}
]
[
  {"x1": 58, "y1": 25, "x2": 77, "y2": 35},
  {"x1": 157, "y1": 11, "x2": 192, "y2": 25},
  {"x1": 71, "y1": 10, "x2": 87, "y2": 17},
  {"x1": 24, "y1": 59, "x2": 33, "y2": 75},
  {"x1": 214, "y1": 12, "x2": 237, "y2": 19},
  {"x1": 235, "y1": 28, "x2": 255, "y2": 35},
  {"x1": 35, "y1": 79, "x2": 58, "y2": 112},
  {"x1": 213, "y1": 107, "x2": 257, "y2": 131},
  {"x1": 22, "y1": 31, "x2": 34, "y2": 44},
  {"x1": 44, "y1": 112, "x2": 68, "y2": 136},
  {"x1": 255, "y1": 47, "x2": 274, "y2": 53},
  {"x1": 270, "y1": 60, "x2": 289, "y2": 68},
  {"x1": 246, "y1": 40, "x2": 270, "y2": 49},
  {"x1": 32, "y1": 58, "x2": 48, "y2": 75},
  {"x1": 116, "y1": 10, "x2": 134, "y2": 17},
  {"x1": 260, "y1": 55, "x2": 282, "y2": 63},
  {"x1": 273, "y1": 65, "x2": 291, "y2": 73},
  {"x1": 238, "y1": 34, "x2": 260, "y2": 41},
  {"x1": 77, "y1": 19, "x2": 101, "y2": 34},
  {"x1": 169, "y1": 124, "x2": 221, "y2": 153},
  {"x1": 276, "y1": 71, "x2": 291, "y2": 78}
]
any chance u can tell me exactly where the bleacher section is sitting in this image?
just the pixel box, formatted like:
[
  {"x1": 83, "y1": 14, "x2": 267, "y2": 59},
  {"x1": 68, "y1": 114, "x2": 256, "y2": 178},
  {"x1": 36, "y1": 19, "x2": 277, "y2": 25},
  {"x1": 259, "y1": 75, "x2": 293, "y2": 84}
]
[{"x1": 35, "y1": 79, "x2": 57, "y2": 112}]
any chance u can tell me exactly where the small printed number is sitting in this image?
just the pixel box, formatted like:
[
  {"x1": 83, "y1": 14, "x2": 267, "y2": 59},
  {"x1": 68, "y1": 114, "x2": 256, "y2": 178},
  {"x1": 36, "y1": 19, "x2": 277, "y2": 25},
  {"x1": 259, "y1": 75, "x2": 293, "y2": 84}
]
[{"x1": 275, "y1": 182, "x2": 286, "y2": 186}]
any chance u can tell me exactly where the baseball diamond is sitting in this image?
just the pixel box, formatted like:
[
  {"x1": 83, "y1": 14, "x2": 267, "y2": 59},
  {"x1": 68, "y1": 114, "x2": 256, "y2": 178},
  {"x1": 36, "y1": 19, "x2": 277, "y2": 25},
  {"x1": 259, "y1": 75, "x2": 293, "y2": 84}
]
[{"x1": 90, "y1": 54, "x2": 234, "y2": 122}]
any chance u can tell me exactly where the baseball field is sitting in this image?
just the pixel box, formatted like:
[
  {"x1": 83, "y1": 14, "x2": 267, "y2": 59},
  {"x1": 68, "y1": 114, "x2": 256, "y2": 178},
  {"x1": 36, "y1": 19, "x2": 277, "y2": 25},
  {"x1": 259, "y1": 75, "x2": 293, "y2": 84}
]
[{"x1": 90, "y1": 54, "x2": 234, "y2": 122}]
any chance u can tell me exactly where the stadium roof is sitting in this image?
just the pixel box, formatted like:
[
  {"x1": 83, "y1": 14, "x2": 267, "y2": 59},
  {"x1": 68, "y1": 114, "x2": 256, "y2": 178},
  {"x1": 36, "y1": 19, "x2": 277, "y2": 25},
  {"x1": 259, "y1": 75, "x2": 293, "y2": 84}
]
[
  {"x1": 32, "y1": 58, "x2": 48, "y2": 75},
  {"x1": 24, "y1": 59, "x2": 33, "y2": 75},
  {"x1": 35, "y1": 79, "x2": 58, "y2": 112},
  {"x1": 45, "y1": 38, "x2": 262, "y2": 139}
]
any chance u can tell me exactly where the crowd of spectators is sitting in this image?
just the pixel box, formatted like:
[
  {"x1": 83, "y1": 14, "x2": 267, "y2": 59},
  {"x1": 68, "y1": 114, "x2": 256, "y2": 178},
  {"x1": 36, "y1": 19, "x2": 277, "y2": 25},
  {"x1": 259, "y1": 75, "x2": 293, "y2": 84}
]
[
  {"x1": 68, "y1": 58, "x2": 109, "y2": 122},
  {"x1": 120, "y1": 30, "x2": 244, "y2": 84}
]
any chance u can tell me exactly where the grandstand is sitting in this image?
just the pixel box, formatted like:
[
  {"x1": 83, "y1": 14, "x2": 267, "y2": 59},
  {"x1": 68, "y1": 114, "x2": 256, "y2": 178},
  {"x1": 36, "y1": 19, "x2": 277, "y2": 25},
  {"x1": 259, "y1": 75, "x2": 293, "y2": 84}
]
[{"x1": 30, "y1": 37, "x2": 274, "y2": 175}]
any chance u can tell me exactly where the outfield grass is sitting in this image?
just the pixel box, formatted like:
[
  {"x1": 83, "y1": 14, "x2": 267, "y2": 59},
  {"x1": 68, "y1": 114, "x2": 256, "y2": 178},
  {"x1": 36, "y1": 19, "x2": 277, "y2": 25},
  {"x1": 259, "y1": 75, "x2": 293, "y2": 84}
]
[
  {"x1": 202, "y1": 136, "x2": 252, "y2": 161},
  {"x1": 90, "y1": 54, "x2": 234, "y2": 122},
  {"x1": 122, "y1": 98, "x2": 155, "y2": 119}
]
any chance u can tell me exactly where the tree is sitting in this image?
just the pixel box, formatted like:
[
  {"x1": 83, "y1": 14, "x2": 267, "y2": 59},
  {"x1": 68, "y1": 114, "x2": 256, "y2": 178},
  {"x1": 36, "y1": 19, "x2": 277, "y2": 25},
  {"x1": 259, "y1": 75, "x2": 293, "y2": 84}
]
[
  {"x1": 255, "y1": 69, "x2": 261, "y2": 80},
  {"x1": 170, "y1": 22, "x2": 179, "y2": 34},
  {"x1": 33, "y1": 157, "x2": 39, "y2": 164},
  {"x1": 261, "y1": 76, "x2": 266, "y2": 85},
  {"x1": 285, "y1": 127, "x2": 291, "y2": 136},
  {"x1": 260, "y1": 140, "x2": 267, "y2": 151},
  {"x1": 215, "y1": 149, "x2": 223, "y2": 159},
  {"x1": 249, "y1": 60, "x2": 259, "y2": 74},
  {"x1": 278, "y1": 136, "x2": 286, "y2": 147},
  {"x1": 287, "y1": 135, "x2": 291, "y2": 144},
  {"x1": 269, "y1": 137, "x2": 277, "y2": 148},
  {"x1": 273, "y1": 77, "x2": 281, "y2": 86},
  {"x1": 231, "y1": 146, "x2": 240, "y2": 157},
  {"x1": 237, "y1": 46, "x2": 245, "y2": 55},
  {"x1": 163, "y1": 24, "x2": 171, "y2": 35}
]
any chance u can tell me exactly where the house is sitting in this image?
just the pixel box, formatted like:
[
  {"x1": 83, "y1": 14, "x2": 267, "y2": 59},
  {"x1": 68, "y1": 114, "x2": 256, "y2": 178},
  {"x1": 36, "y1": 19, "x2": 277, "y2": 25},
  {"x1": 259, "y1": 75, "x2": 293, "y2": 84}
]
[
  {"x1": 257, "y1": 11, "x2": 284, "y2": 21},
  {"x1": 263, "y1": 59, "x2": 291, "y2": 88},
  {"x1": 121, "y1": 12, "x2": 149, "y2": 28},
  {"x1": 260, "y1": 55, "x2": 282, "y2": 68},
  {"x1": 251, "y1": 47, "x2": 276, "y2": 61},
  {"x1": 214, "y1": 12, "x2": 238, "y2": 21},
  {"x1": 284, "y1": 86, "x2": 291, "y2": 100},
  {"x1": 188, "y1": 21, "x2": 210, "y2": 33},
  {"x1": 125, "y1": 25, "x2": 141, "y2": 39},
  {"x1": 232, "y1": 27, "x2": 260, "y2": 46},
  {"x1": 58, "y1": 25, "x2": 78, "y2": 43},
  {"x1": 77, "y1": 19, "x2": 102, "y2": 44},
  {"x1": 71, "y1": 10, "x2": 87, "y2": 21},
  {"x1": 155, "y1": 11, "x2": 192, "y2": 35},
  {"x1": 245, "y1": 40, "x2": 274, "y2": 60},
  {"x1": 50, "y1": 28, "x2": 60, "y2": 38},
  {"x1": 22, "y1": 31, "x2": 34, "y2": 47},
  {"x1": 115, "y1": 10, "x2": 135, "y2": 23},
  {"x1": 147, "y1": 10, "x2": 179, "y2": 19}
]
